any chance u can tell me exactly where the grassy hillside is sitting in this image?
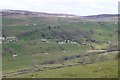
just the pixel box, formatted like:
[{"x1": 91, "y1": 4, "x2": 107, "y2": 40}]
[
  {"x1": 2, "y1": 10, "x2": 119, "y2": 78},
  {"x1": 11, "y1": 60, "x2": 118, "y2": 78}
]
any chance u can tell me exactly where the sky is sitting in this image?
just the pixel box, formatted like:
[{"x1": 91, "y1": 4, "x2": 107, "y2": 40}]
[{"x1": 0, "y1": 0, "x2": 119, "y2": 16}]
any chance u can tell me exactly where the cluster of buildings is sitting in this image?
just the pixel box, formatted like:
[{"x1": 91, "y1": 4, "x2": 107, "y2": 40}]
[
  {"x1": 57, "y1": 39, "x2": 78, "y2": 45},
  {"x1": 40, "y1": 38, "x2": 78, "y2": 45},
  {"x1": 41, "y1": 39, "x2": 49, "y2": 43},
  {"x1": 0, "y1": 36, "x2": 17, "y2": 43}
]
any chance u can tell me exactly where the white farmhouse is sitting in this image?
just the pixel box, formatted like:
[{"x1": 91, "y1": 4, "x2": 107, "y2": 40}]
[
  {"x1": 33, "y1": 24, "x2": 36, "y2": 26},
  {"x1": 12, "y1": 54, "x2": 17, "y2": 58},
  {"x1": 70, "y1": 41, "x2": 77, "y2": 44},
  {"x1": 41, "y1": 39, "x2": 48, "y2": 42},
  {"x1": 58, "y1": 42, "x2": 66, "y2": 44}
]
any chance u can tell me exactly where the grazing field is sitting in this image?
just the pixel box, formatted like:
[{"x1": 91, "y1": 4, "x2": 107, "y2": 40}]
[
  {"x1": 12, "y1": 60, "x2": 118, "y2": 78},
  {"x1": 1, "y1": 10, "x2": 119, "y2": 78}
]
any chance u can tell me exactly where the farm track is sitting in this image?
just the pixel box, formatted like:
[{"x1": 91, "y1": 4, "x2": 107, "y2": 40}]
[{"x1": 2, "y1": 49, "x2": 119, "y2": 77}]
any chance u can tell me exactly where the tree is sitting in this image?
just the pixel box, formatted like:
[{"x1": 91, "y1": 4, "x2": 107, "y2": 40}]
[
  {"x1": 48, "y1": 26, "x2": 51, "y2": 30},
  {"x1": 41, "y1": 33, "x2": 45, "y2": 38}
]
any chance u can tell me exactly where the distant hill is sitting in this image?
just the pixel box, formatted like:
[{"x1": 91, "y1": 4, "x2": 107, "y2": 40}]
[
  {"x1": 1, "y1": 9, "x2": 119, "y2": 22},
  {"x1": 84, "y1": 14, "x2": 119, "y2": 18},
  {"x1": 82, "y1": 14, "x2": 119, "y2": 22},
  {"x1": 1, "y1": 9, "x2": 77, "y2": 18}
]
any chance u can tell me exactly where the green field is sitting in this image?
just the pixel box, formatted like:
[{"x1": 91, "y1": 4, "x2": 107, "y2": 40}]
[
  {"x1": 2, "y1": 12, "x2": 119, "y2": 78},
  {"x1": 13, "y1": 60, "x2": 118, "y2": 78}
]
